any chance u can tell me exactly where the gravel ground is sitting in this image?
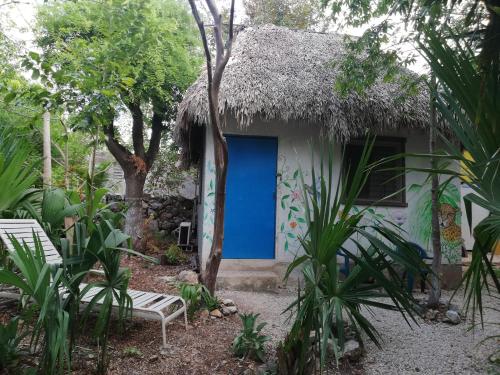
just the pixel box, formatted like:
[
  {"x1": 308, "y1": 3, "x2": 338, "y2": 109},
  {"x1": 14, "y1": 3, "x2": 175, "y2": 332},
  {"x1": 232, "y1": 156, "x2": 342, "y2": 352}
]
[{"x1": 220, "y1": 288, "x2": 500, "y2": 375}]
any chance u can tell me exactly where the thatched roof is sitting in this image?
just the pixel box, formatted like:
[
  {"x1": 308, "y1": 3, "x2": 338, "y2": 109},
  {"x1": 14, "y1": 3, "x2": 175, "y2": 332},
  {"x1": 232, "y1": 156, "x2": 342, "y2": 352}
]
[{"x1": 175, "y1": 25, "x2": 430, "y2": 163}]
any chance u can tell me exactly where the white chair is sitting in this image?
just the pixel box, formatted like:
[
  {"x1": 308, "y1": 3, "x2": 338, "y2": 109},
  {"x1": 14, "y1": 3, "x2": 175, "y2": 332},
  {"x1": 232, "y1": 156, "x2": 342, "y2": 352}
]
[{"x1": 0, "y1": 219, "x2": 187, "y2": 348}]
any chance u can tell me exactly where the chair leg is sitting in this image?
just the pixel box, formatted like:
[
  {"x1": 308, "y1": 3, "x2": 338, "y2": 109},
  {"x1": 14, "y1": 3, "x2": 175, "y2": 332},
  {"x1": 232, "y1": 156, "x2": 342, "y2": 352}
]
[
  {"x1": 407, "y1": 273, "x2": 414, "y2": 294},
  {"x1": 182, "y1": 299, "x2": 188, "y2": 330},
  {"x1": 161, "y1": 318, "x2": 167, "y2": 349}
]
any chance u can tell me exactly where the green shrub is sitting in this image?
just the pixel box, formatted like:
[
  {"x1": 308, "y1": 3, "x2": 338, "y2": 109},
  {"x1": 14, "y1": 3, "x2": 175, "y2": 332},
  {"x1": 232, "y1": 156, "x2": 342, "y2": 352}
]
[
  {"x1": 179, "y1": 283, "x2": 221, "y2": 319},
  {"x1": 164, "y1": 244, "x2": 188, "y2": 265},
  {"x1": 0, "y1": 317, "x2": 27, "y2": 371},
  {"x1": 201, "y1": 287, "x2": 221, "y2": 311},
  {"x1": 122, "y1": 346, "x2": 143, "y2": 358},
  {"x1": 179, "y1": 283, "x2": 203, "y2": 320},
  {"x1": 232, "y1": 313, "x2": 269, "y2": 362}
]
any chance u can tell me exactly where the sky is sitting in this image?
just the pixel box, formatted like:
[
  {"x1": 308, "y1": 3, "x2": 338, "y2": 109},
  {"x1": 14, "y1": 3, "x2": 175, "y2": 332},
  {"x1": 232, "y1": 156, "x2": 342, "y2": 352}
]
[{"x1": 1, "y1": 0, "x2": 426, "y2": 73}]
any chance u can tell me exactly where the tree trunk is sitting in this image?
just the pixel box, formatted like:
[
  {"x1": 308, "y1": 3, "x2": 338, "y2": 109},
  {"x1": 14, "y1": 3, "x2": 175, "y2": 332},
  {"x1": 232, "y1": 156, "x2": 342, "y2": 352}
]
[
  {"x1": 427, "y1": 75, "x2": 442, "y2": 307},
  {"x1": 202, "y1": 100, "x2": 229, "y2": 293},
  {"x1": 124, "y1": 170, "x2": 147, "y2": 251},
  {"x1": 188, "y1": 0, "x2": 235, "y2": 294},
  {"x1": 42, "y1": 111, "x2": 52, "y2": 187},
  {"x1": 104, "y1": 109, "x2": 163, "y2": 252}
]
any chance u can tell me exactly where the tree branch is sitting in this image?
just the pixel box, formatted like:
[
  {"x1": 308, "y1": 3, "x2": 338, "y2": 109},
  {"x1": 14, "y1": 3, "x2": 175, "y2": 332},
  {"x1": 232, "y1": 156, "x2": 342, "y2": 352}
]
[
  {"x1": 188, "y1": 0, "x2": 213, "y2": 84},
  {"x1": 212, "y1": 0, "x2": 235, "y2": 93},
  {"x1": 104, "y1": 121, "x2": 132, "y2": 171},
  {"x1": 126, "y1": 101, "x2": 146, "y2": 159},
  {"x1": 145, "y1": 112, "x2": 163, "y2": 170}
]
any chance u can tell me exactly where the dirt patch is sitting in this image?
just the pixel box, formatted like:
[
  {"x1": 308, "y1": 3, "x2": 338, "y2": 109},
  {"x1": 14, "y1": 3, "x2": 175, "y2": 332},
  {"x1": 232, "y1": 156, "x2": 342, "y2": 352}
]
[
  {"x1": 121, "y1": 255, "x2": 192, "y2": 295},
  {"x1": 70, "y1": 313, "x2": 248, "y2": 375}
]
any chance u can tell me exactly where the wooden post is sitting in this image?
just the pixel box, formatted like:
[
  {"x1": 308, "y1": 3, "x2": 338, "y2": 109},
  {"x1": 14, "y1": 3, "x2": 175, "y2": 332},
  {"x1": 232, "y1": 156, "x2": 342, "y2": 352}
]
[
  {"x1": 428, "y1": 74, "x2": 442, "y2": 307},
  {"x1": 42, "y1": 110, "x2": 52, "y2": 187}
]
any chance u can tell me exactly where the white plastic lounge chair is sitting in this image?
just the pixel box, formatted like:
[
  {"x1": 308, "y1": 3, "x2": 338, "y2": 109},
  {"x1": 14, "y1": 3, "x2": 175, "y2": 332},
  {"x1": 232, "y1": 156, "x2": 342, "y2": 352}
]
[{"x1": 0, "y1": 219, "x2": 187, "y2": 348}]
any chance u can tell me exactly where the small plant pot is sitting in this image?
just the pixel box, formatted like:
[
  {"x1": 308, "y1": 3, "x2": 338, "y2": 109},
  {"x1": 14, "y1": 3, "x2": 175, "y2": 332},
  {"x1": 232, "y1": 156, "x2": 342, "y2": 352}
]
[{"x1": 159, "y1": 254, "x2": 168, "y2": 266}]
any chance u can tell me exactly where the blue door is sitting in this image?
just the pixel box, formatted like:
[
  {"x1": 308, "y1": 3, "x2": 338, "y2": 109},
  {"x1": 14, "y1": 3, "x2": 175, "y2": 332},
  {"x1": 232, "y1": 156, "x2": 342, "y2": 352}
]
[{"x1": 223, "y1": 135, "x2": 277, "y2": 259}]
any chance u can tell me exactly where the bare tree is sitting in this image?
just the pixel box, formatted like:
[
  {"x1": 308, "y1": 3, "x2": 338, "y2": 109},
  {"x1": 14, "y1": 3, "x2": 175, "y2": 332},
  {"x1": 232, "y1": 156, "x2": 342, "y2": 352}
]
[{"x1": 187, "y1": 0, "x2": 235, "y2": 293}]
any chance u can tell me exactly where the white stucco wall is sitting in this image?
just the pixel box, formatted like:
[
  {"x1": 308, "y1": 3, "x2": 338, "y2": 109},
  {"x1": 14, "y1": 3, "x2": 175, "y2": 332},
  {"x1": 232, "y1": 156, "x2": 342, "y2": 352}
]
[{"x1": 198, "y1": 117, "x2": 462, "y2": 270}]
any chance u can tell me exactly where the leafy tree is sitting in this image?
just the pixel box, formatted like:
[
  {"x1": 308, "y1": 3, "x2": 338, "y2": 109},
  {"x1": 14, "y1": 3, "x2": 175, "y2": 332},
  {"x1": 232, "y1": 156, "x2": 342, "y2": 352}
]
[
  {"x1": 243, "y1": 0, "x2": 331, "y2": 30},
  {"x1": 33, "y1": 0, "x2": 202, "y2": 248},
  {"x1": 145, "y1": 141, "x2": 192, "y2": 195},
  {"x1": 323, "y1": 0, "x2": 497, "y2": 95}
]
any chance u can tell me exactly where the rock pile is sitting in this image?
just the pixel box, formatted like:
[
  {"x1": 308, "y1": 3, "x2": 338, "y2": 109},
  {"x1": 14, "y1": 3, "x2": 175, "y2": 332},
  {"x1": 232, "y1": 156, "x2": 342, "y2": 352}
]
[
  {"x1": 106, "y1": 194, "x2": 194, "y2": 235},
  {"x1": 208, "y1": 299, "x2": 238, "y2": 319}
]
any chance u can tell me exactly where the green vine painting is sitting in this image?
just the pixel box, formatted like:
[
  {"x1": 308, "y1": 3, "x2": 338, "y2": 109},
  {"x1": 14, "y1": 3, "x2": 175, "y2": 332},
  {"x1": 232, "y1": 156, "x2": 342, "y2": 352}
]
[
  {"x1": 202, "y1": 160, "x2": 216, "y2": 247},
  {"x1": 408, "y1": 178, "x2": 462, "y2": 264},
  {"x1": 277, "y1": 155, "x2": 307, "y2": 253}
]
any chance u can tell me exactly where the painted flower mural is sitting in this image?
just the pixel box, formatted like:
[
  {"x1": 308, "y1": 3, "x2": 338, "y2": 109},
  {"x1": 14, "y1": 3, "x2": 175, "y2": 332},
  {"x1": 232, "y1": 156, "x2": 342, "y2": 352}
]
[{"x1": 277, "y1": 155, "x2": 307, "y2": 253}]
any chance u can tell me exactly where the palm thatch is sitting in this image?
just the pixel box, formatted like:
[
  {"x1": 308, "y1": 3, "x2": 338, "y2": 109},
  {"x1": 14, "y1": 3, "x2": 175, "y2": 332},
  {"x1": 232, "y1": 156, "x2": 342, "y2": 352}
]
[{"x1": 175, "y1": 25, "x2": 430, "y2": 163}]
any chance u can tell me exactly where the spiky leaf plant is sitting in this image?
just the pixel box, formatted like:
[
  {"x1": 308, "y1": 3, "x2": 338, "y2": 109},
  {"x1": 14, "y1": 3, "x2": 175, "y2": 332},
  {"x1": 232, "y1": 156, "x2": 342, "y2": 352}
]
[
  {"x1": 233, "y1": 313, "x2": 270, "y2": 362},
  {"x1": 282, "y1": 139, "x2": 424, "y2": 373},
  {"x1": 419, "y1": 27, "x2": 500, "y2": 327}
]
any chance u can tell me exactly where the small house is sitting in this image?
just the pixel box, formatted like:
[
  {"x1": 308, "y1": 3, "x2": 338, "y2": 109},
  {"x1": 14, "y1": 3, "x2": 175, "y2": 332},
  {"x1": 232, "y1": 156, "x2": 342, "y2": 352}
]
[{"x1": 175, "y1": 25, "x2": 462, "y2": 290}]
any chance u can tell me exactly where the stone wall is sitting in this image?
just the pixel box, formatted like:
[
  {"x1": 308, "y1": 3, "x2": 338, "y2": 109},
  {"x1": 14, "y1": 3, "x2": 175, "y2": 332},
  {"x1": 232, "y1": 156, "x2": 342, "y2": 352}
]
[{"x1": 106, "y1": 194, "x2": 195, "y2": 236}]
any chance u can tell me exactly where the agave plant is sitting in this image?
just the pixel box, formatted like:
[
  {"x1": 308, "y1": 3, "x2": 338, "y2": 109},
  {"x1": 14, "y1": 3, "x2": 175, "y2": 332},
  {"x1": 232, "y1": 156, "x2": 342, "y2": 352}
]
[
  {"x1": 419, "y1": 29, "x2": 500, "y2": 321},
  {"x1": 281, "y1": 140, "x2": 424, "y2": 373},
  {"x1": 0, "y1": 235, "x2": 71, "y2": 374}
]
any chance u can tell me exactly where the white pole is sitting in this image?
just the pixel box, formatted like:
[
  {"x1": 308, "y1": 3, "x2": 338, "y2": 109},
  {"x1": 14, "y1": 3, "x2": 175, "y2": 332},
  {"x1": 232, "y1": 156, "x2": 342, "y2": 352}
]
[{"x1": 42, "y1": 110, "x2": 52, "y2": 187}]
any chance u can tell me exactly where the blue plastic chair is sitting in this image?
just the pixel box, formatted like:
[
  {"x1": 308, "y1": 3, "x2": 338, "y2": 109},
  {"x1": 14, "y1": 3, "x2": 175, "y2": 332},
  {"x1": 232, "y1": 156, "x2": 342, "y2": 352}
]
[
  {"x1": 400, "y1": 242, "x2": 433, "y2": 293},
  {"x1": 337, "y1": 250, "x2": 350, "y2": 277}
]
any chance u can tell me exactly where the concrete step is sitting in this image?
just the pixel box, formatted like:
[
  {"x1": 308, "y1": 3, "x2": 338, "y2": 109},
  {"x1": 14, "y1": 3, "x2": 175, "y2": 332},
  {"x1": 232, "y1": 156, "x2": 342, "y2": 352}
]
[{"x1": 216, "y1": 270, "x2": 279, "y2": 291}]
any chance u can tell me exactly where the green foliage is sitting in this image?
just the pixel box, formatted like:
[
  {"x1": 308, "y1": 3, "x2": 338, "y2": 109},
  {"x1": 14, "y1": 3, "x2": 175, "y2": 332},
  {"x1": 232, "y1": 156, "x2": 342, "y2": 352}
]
[
  {"x1": 0, "y1": 128, "x2": 40, "y2": 219},
  {"x1": 0, "y1": 235, "x2": 70, "y2": 374},
  {"x1": 164, "y1": 244, "x2": 188, "y2": 265},
  {"x1": 244, "y1": 0, "x2": 331, "y2": 30},
  {"x1": 0, "y1": 317, "x2": 28, "y2": 371},
  {"x1": 419, "y1": 30, "x2": 500, "y2": 322},
  {"x1": 61, "y1": 186, "x2": 145, "y2": 374},
  {"x1": 146, "y1": 142, "x2": 193, "y2": 194},
  {"x1": 201, "y1": 286, "x2": 221, "y2": 311},
  {"x1": 232, "y1": 313, "x2": 269, "y2": 362},
  {"x1": 122, "y1": 346, "x2": 143, "y2": 358},
  {"x1": 33, "y1": 0, "x2": 202, "y2": 130},
  {"x1": 179, "y1": 283, "x2": 220, "y2": 318},
  {"x1": 281, "y1": 141, "x2": 423, "y2": 372},
  {"x1": 321, "y1": 0, "x2": 493, "y2": 97},
  {"x1": 179, "y1": 283, "x2": 203, "y2": 320}
]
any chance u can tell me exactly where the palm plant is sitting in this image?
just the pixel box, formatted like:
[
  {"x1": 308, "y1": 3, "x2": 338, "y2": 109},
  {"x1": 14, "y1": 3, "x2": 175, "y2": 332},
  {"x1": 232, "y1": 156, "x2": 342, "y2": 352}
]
[
  {"x1": 0, "y1": 235, "x2": 71, "y2": 374},
  {"x1": 280, "y1": 140, "x2": 424, "y2": 373},
  {"x1": 79, "y1": 219, "x2": 133, "y2": 374},
  {"x1": 0, "y1": 317, "x2": 29, "y2": 371},
  {"x1": 419, "y1": 30, "x2": 500, "y2": 321},
  {"x1": 0, "y1": 128, "x2": 40, "y2": 219}
]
